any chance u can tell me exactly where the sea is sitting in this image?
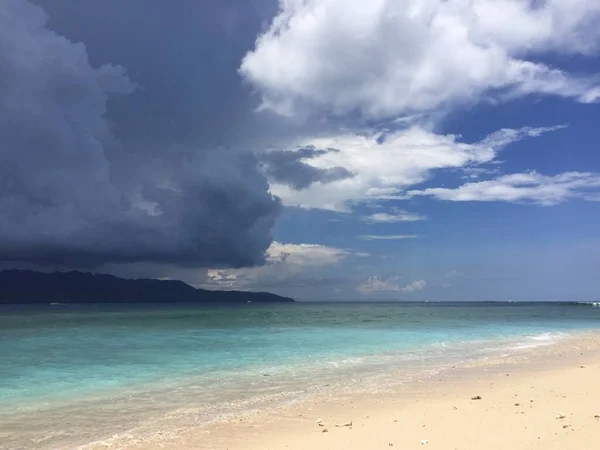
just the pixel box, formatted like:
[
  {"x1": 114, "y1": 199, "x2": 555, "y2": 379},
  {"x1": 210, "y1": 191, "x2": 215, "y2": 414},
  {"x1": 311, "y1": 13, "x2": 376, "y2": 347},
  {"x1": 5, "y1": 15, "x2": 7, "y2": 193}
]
[{"x1": 1, "y1": 301, "x2": 599, "y2": 449}]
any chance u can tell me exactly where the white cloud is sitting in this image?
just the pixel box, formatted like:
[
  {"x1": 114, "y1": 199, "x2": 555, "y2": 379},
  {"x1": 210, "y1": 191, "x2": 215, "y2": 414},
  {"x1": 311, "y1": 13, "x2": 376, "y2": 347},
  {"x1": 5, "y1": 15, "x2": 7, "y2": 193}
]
[
  {"x1": 241, "y1": 0, "x2": 600, "y2": 119},
  {"x1": 408, "y1": 171, "x2": 600, "y2": 205},
  {"x1": 269, "y1": 125, "x2": 563, "y2": 210},
  {"x1": 403, "y1": 279, "x2": 427, "y2": 292},
  {"x1": 359, "y1": 277, "x2": 426, "y2": 294},
  {"x1": 266, "y1": 241, "x2": 351, "y2": 265},
  {"x1": 479, "y1": 125, "x2": 568, "y2": 148},
  {"x1": 460, "y1": 166, "x2": 500, "y2": 180},
  {"x1": 362, "y1": 208, "x2": 426, "y2": 223},
  {"x1": 360, "y1": 234, "x2": 419, "y2": 240},
  {"x1": 204, "y1": 241, "x2": 361, "y2": 289}
]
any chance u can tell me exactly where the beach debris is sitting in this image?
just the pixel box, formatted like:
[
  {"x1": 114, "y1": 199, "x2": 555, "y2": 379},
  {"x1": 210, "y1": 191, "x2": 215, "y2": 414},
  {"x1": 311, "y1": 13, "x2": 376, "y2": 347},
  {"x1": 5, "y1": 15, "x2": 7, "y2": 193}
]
[
  {"x1": 563, "y1": 425, "x2": 571, "y2": 429},
  {"x1": 556, "y1": 413, "x2": 566, "y2": 419},
  {"x1": 322, "y1": 428, "x2": 328, "y2": 433},
  {"x1": 580, "y1": 365, "x2": 586, "y2": 368},
  {"x1": 421, "y1": 439, "x2": 429, "y2": 445},
  {"x1": 389, "y1": 444, "x2": 394, "y2": 447},
  {"x1": 471, "y1": 395, "x2": 482, "y2": 400},
  {"x1": 316, "y1": 419, "x2": 325, "y2": 427},
  {"x1": 515, "y1": 403, "x2": 521, "y2": 406},
  {"x1": 594, "y1": 414, "x2": 600, "y2": 419},
  {"x1": 335, "y1": 421, "x2": 353, "y2": 427}
]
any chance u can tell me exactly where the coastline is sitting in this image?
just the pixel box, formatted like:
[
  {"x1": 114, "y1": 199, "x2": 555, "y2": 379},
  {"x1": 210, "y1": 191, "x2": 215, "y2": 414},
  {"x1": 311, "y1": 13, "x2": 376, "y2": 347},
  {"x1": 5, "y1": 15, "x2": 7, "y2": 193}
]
[{"x1": 79, "y1": 331, "x2": 600, "y2": 450}]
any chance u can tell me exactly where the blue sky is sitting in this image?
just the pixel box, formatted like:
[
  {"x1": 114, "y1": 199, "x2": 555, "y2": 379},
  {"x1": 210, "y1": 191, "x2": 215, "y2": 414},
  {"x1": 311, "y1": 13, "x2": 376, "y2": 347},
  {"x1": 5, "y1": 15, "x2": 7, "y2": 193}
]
[{"x1": 2, "y1": 0, "x2": 600, "y2": 301}]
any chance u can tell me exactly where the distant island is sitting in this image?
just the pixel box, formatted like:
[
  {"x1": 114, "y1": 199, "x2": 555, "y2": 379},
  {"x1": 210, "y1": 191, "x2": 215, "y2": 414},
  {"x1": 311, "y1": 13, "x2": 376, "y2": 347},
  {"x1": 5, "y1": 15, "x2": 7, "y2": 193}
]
[{"x1": 0, "y1": 270, "x2": 294, "y2": 304}]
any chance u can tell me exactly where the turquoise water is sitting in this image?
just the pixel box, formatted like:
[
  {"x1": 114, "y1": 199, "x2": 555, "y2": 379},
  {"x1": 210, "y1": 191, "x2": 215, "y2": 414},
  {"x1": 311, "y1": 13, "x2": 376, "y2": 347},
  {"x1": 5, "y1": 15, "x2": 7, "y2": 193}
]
[{"x1": 1, "y1": 302, "x2": 599, "y2": 449}]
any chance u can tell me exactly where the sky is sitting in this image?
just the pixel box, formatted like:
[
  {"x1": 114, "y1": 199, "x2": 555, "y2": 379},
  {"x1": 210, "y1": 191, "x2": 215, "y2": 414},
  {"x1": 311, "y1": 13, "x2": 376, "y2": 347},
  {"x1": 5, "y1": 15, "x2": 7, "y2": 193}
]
[{"x1": 1, "y1": 0, "x2": 600, "y2": 301}]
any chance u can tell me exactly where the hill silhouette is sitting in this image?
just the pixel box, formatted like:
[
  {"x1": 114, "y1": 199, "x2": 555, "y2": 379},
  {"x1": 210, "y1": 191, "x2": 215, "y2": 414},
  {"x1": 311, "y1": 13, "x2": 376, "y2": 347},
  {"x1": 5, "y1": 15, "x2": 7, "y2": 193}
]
[{"x1": 0, "y1": 270, "x2": 294, "y2": 304}]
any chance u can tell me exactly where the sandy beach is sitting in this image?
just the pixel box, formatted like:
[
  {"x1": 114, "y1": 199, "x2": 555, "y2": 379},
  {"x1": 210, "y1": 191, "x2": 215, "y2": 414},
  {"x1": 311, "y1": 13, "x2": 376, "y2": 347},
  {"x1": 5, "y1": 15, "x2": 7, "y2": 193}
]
[{"x1": 84, "y1": 332, "x2": 600, "y2": 450}]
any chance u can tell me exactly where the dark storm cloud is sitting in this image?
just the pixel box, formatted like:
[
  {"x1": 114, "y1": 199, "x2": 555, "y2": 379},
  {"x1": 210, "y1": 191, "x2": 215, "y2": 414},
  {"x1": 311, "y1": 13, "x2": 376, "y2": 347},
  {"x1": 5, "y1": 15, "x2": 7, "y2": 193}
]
[
  {"x1": 0, "y1": 0, "x2": 281, "y2": 268},
  {"x1": 261, "y1": 146, "x2": 355, "y2": 190},
  {"x1": 31, "y1": 0, "x2": 281, "y2": 149}
]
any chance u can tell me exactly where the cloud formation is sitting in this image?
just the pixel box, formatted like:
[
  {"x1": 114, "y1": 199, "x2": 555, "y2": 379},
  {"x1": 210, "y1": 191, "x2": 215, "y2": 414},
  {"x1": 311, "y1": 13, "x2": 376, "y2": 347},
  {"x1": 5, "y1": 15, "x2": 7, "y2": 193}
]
[
  {"x1": 260, "y1": 146, "x2": 354, "y2": 189},
  {"x1": 362, "y1": 208, "x2": 426, "y2": 223},
  {"x1": 359, "y1": 276, "x2": 426, "y2": 294},
  {"x1": 0, "y1": 0, "x2": 280, "y2": 268},
  {"x1": 359, "y1": 235, "x2": 419, "y2": 241},
  {"x1": 204, "y1": 241, "x2": 363, "y2": 290},
  {"x1": 269, "y1": 125, "x2": 563, "y2": 210},
  {"x1": 408, "y1": 171, "x2": 600, "y2": 205},
  {"x1": 241, "y1": 0, "x2": 600, "y2": 119}
]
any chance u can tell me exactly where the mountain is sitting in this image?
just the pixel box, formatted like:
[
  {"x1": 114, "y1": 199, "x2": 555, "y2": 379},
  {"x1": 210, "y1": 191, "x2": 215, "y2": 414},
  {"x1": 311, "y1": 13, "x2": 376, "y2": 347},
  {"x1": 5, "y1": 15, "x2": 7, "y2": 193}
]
[{"x1": 0, "y1": 270, "x2": 294, "y2": 304}]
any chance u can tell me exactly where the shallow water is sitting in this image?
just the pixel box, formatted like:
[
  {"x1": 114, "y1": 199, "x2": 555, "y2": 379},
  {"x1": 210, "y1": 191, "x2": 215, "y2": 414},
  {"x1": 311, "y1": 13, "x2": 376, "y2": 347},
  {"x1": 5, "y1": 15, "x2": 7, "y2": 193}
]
[{"x1": 1, "y1": 302, "x2": 599, "y2": 449}]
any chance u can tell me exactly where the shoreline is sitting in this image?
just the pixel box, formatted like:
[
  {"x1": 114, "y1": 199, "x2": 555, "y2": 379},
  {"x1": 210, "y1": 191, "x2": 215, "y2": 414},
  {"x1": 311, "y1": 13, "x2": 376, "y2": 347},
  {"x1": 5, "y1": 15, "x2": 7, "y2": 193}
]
[
  {"x1": 78, "y1": 330, "x2": 600, "y2": 450},
  {"x1": 2, "y1": 329, "x2": 599, "y2": 449}
]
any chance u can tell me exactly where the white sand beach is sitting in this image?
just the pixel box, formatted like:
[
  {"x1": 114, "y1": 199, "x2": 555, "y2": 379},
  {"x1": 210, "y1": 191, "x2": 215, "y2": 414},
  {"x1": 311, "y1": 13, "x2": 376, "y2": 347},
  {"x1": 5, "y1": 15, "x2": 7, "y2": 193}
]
[{"x1": 84, "y1": 333, "x2": 600, "y2": 450}]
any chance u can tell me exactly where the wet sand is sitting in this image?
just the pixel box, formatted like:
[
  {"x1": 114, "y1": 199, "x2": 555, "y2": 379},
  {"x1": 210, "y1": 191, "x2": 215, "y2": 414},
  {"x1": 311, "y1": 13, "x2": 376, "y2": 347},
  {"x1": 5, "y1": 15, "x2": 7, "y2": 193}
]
[{"x1": 85, "y1": 332, "x2": 600, "y2": 450}]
